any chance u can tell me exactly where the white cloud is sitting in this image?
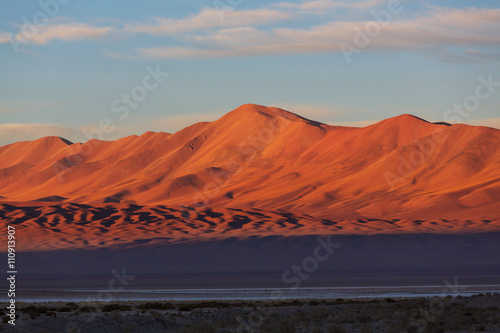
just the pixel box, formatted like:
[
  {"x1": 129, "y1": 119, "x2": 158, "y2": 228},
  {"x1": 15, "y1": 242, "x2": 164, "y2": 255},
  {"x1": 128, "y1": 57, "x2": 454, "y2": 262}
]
[
  {"x1": 272, "y1": 0, "x2": 388, "y2": 12},
  {"x1": 1, "y1": 21, "x2": 111, "y2": 46},
  {"x1": 125, "y1": 0, "x2": 387, "y2": 37},
  {"x1": 0, "y1": 32, "x2": 10, "y2": 44},
  {"x1": 118, "y1": 7, "x2": 500, "y2": 60},
  {"x1": 1, "y1": 1, "x2": 497, "y2": 62},
  {"x1": 124, "y1": 8, "x2": 292, "y2": 35}
]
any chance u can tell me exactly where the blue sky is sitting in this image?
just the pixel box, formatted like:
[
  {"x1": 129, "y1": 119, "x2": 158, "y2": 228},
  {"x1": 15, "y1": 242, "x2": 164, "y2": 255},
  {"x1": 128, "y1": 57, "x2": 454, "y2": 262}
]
[{"x1": 1, "y1": 0, "x2": 500, "y2": 145}]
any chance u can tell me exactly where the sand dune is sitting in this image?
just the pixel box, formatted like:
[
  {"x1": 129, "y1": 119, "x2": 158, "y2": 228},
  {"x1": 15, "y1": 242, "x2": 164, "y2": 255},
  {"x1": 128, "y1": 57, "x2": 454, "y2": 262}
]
[
  {"x1": 1, "y1": 104, "x2": 499, "y2": 250},
  {"x1": 2, "y1": 201, "x2": 499, "y2": 251}
]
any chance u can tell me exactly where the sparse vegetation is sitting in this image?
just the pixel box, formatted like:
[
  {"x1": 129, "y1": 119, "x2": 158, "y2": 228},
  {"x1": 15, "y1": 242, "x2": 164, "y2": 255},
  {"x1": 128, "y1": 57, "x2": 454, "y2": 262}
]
[
  {"x1": 2, "y1": 294, "x2": 499, "y2": 332},
  {"x1": 101, "y1": 303, "x2": 132, "y2": 312},
  {"x1": 137, "y1": 301, "x2": 176, "y2": 310}
]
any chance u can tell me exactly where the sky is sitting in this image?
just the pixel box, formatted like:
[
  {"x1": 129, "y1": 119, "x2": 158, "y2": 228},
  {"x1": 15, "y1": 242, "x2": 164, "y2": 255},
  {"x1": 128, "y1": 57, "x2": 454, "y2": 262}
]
[{"x1": 1, "y1": 0, "x2": 500, "y2": 146}]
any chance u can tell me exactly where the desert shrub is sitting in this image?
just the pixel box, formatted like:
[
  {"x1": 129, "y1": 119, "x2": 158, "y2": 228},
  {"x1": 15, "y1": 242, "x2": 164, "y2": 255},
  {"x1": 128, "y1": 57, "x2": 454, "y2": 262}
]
[
  {"x1": 63, "y1": 302, "x2": 78, "y2": 310},
  {"x1": 21, "y1": 305, "x2": 49, "y2": 319},
  {"x1": 137, "y1": 301, "x2": 175, "y2": 310},
  {"x1": 149, "y1": 310, "x2": 164, "y2": 320},
  {"x1": 178, "y1": 304, "x2": 193, "y2": 312},
  {"x1": 101, "y1": 303, "x2": 131, "y2": 312},
  {"x1": 57, "y1": 306, "x2": 73, "y2": 312},
  {"x1": 177, "y1": 301, "x2": 233, "y2": 311},
  {"x1": 197, "y1": 301, "x2": 231, "y2": 308},
  {"x1": 77, "y1": 305, "x2": 96, "y2": 313},
  {"x1": 109, "y1": 310, "x2": 122, "y2": 320}
]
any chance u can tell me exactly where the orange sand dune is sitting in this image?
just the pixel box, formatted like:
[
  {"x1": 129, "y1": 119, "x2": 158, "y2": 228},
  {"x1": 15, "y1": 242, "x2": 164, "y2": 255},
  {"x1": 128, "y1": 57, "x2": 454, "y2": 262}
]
[{"x1": 1, "y1": 104, "x2": 500, "y2": 249}]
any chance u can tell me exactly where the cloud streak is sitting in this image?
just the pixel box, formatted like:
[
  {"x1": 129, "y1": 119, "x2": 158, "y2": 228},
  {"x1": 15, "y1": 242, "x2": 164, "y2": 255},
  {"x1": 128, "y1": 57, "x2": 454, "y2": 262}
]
[
  {"x1": 0, "y1": 21, "x2": 111, "y2": 47},
  {"x1": 1, "y1": 1, "x2": 499, "y2": 62},
  {"x1": 272, "y1": 0, "x2": 388, "y2": 12},
  {"x1": 120, "y1": 6, "x2": 500, "y2": 60},
  {"x1": 125, "y1": 8, "x2": 292, "y2": 35}
]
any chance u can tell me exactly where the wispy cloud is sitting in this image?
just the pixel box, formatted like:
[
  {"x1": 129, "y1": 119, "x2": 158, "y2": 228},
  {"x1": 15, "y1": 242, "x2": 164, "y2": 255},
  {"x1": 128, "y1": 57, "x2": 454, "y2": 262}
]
[
  {"x1": 0, "y1": 20, "x2": 111, "y2": 46},
  {"x1": 124, "y1": 0, "x2": 388, "y2": 37},
  {"x1": 272, "y1": 0, "x2": 388, "y2": 12},
  {"x1": 1, "y1": 1, "x2": 499, "y2": 62},
  {"x1": 115, "y1": 6, "x2": 500, "y2": 60},
  {"x1": 125, "y1": 8, "x2": 292, "y2": 35},
  {"x1": 0, "y1": 32, "x2": 10, "y2": 44},
  {"x1": 465, "y1": 49, "x2": 500, "y2": 62}
]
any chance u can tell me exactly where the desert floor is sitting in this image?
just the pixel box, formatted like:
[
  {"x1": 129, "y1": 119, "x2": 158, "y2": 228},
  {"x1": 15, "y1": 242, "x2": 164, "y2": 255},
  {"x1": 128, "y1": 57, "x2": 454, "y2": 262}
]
[{"x1": 1, "y1": 293, "x2": 500, "y2": 332}]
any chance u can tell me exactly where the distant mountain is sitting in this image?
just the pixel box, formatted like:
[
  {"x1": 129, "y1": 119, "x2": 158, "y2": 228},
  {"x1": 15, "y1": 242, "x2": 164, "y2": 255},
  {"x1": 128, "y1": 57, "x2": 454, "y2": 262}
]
[{"x1": 1, "y1": 104, "x2": 500, "y2": 221}]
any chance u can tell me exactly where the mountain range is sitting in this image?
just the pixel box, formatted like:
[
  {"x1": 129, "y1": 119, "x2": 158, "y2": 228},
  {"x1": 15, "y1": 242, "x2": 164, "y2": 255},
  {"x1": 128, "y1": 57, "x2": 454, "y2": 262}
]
[{"x1": 1, "y1": 104, "x2": 499, "y2": 250}]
